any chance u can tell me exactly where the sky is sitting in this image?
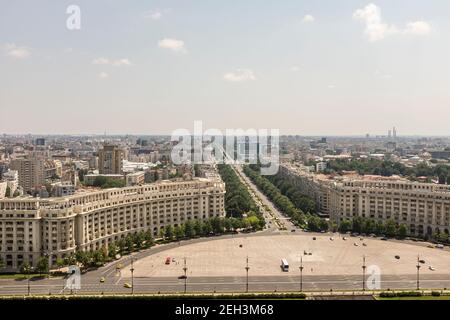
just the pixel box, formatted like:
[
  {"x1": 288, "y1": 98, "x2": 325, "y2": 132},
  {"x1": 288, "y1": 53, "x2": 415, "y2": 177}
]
[{"x1": 1, "y1": 0, "x2": 450, "y2": 136}]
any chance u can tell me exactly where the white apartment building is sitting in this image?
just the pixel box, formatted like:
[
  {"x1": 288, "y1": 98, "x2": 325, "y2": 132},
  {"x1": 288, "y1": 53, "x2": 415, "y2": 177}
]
[
  {"x1": 0, "y1": 178, "x2": 225, "y2": 271},
  {"x1": 280, "y1": 164, "x2": 450, "y2": 237}
]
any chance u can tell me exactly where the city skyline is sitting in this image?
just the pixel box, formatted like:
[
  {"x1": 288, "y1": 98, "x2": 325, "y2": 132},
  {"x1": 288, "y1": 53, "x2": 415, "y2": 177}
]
[{"x1": 2, "y1": 0, "x2": 450, "y2": 135}]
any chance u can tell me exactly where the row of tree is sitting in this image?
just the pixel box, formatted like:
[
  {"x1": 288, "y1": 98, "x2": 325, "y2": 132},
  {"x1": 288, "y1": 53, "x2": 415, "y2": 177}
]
[
  {"x1": 217, "y1": 164, "x2": 260, "y2": 218},
  {"x1": 266, "y1": 173, "x2": 317, "y2": 214},
  {"x1": 243, "y1": 165, "x2": 307, "y2": 227}
]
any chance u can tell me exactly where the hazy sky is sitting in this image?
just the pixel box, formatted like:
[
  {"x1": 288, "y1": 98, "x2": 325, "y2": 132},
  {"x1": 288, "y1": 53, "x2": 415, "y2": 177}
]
[{"x1": 1, "y1": 0, "x2": 450, "y2": 136}]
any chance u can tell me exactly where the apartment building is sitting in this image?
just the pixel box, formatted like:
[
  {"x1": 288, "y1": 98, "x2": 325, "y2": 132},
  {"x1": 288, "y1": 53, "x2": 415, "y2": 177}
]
[
  {"x1": 0, "y1": 178, "x2": 225, "y2": 271},
  {"x1": 10, "y1": 158, "x2": 45, "y2": 193},
  {"x1": 98, "y1": 145, "x2": 124, "y2": 174},
  {"x1": 280, "y1": 164, "x2": 450, "y2": 237}
]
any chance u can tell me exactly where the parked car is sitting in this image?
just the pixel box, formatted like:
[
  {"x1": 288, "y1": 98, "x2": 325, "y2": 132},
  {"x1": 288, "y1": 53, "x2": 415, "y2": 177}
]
[
  {"x1": 419, "y1": 259, "x2": 426, "y2": 264},
  {"x1": 362, "y1": 243, "x2": 367, "y2": 247},
  {"x1": 354, "y1": 242, "x2": 359, "y2": 247},
  {"x1": 312, "y1": 237, "x2": 317, "y2": 240},
  {"x1": 124, "y1": 283, "x2": 132, "y2": 288},
  {"x1": 381, "y1": 237, "x2": 388, "y2": 241},
  {"x1": 429, "y1": 266, "x2": 436, "y2": 271},
  {"x1": 395, "y1": 255, "x2": 400, "y2": 260},
  {"x1": 100, "y1": 277, "x2": 105, "y2": 283},
  {"x1": 436, "y1": 244, "x2": 445, "y2": 249},
  {"x1": 330, "y1": 237, "x2": 334, "y2": 241}
]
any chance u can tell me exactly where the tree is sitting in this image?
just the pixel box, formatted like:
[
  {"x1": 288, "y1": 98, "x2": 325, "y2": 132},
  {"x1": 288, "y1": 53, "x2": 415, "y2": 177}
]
[
  {"x1": 385, "y1": 219, "x2": 397, "y2": 237},
  {"x1": 165, "y1": 225, "x2": 174, "y2": 240},
  {"x1": 184, "y1": 220, "x2": 195, "y2": 238},
  {"x1": 159, "y1": 227, "x2": 165, "y2": 240},
  {"x1": 36, "y1": 256, "x2": 49, "y2": 275},
  {"x1": 108, "y1": 243, "x2": 118, "y2": 258},
  {"x1": 174, "y1": 225, "x2": 185, "y2": 240},
  {"x1": 202, "y1": 220, "x2": 213, "y2": 235},
  {"x1": 194, "y1": 220, "x2": 203, "y2": 236},
  {"x1": 339, "y1": 220, "x2": 352, "y2": 233},
  {"x1": 64, "y1": 253, "x2": 76, "y2": 266},
  {"x1": 56, "y1": 258, "x2": 65, "y2": 269},
  {"x1": 125, "y1": 235, "x2": 134, "y2": 252},
  {"x1": 143, "y1": 230, "x2": 154, "y2": 248},
  {"x1": 20, "y1": 262, "x2": 32, "y2": 274},
  {"x1": 398, "y1": 224, "x2": 408, "y2": 238}
]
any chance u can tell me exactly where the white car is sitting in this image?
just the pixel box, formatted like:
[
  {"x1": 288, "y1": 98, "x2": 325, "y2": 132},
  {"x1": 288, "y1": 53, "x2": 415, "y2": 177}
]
[
  {"x1": 429, "y1": 266, "x2": 436, "y2": 271},
  {"x1": 354, "y1": 242, "x2": 359, "y2": 246},
  {"x1": 330, "y1": 237, "x2": 334, "y2": 241}
]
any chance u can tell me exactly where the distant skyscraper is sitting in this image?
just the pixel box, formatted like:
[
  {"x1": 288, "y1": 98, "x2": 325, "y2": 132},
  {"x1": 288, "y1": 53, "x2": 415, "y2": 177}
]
[
  {"x1": 10, "y1": 158, "x2": 45, "y2": 192},
  {"x1": 388, "y1": 130, "x2": 392, "y2": 139},
  {"x1": 35, "y1": 138, "x2": 46, "y2": 146},
  {"x1": 393, "y1": 127, "x2": 397, "y2": 140},
  {"x1": 98, "y1": 145, "x2": 124, "y2": 174}
]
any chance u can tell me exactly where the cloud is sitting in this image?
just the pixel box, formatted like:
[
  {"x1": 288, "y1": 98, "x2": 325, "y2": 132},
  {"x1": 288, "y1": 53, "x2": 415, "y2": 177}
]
[
  {"x1": 302, "y1": 15, "x2": 315, "y2": 23},
  {"x1": 291, "y1": 66, "x2": 301, "y2": 72},
  {"x1": 98, "y1": 72, "x2": 109, "y2": 80},
  {"x1": 223, "y1": 69, "x2": 256, "y2": 82},
  {"x1": 353, "y1": 3, "x2": 432, "y2": 42},
  {"x1": 158, "y1": 38, "x2": 186, "y2": 53},
  {"x1": 144, "y1": 10, "x2": 162, "y2": 20},
  {"x1": 92, "y1": 57, "x2": 133, "y2": 66},
  {"x1": 405, "y1": 21, "x2": 432, "y2": 35},
  {"x1": 4, "y1": 43, "x2": 32, "y2": 59}
]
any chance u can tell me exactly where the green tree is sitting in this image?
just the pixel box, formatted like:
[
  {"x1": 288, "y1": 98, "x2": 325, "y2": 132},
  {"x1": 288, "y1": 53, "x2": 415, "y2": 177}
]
[
  {"x1": 339, "y1": 220, "x2": 352, "y2": 233},
  {"x1": 184, "y1": 220, "x2": 195, "y2": 238},
  {"x1": 144, "y1": 230, "x2": 154, "y2": 248},
  {"x1": 165, "y1": 225, "x2": 174, "y2": 240},
  {"x1": 202, "y1": 220, "x2": 213, "y2": 235},
  {"x1": 194, "y1": 220, "x2": 203, "y2": 236},
  {"x1": 174, "y1": 225, "x2": 185, "y2": 240},
  {"x1": 159, "y1": 227, "x2": 165, "y2": 240},
  {"x1": 36, "y1": 256, "x2": 49, "y2": 275},
  {"x1": 55, "y1": 258, "x2": 65, "y2": 269},
  {"x1": 108, "y1": 243, "x2": 118, "y2": 258},
  {"x1": 398, "y1": 224, "x2": 408, "y2": 238},
  {"x1": 20, "y1": 262, "x2": 32, "y2": 275},
  {"x1": 385, "y1": 219, "x2": 397, "y2": 237}
]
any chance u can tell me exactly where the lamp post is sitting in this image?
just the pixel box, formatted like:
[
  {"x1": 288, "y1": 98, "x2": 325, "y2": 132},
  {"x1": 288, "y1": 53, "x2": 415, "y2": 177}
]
[
  {"x1": 27, "y1": 266, "x2": 31, "y2": 296},
  {"x1": 183, "y1": 257, "x2": 188, "y2": 294},
  {"x1": 130, "y1": 256, "x2": 135, "y2": 295},
  {"x1": 299, "y1": 256, "x2": 304, "y2": 292},
  {"x1": 362, "y1": 255, "x2": 367, "y2": 292},
  {"x1": 245, "y1": 256, "x2": 250, "y2": 293},
  {"x1": 416, "y1": 255, "x2": 421, "y2": 291}
]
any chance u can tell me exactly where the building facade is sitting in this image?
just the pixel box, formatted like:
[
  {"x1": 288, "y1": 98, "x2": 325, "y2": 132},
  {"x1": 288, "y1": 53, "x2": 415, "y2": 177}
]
[
  {"x1": 280, "y1": 164, "x2": 450, "y2": 237},
  {"x1": 0, "y1": 178, "x2": 225, "y2": 271},
  {"x1": 10, "y1": 158, "x2": 45, "y2": 193},
  {"x1": 98, "y1": 145, "x2": 124, "y2": 175}
]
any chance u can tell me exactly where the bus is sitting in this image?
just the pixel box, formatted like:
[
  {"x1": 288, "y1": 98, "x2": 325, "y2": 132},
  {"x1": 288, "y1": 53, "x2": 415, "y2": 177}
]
[{"x1": 281, "y1": 259, "x2": 289, "y2": 272}]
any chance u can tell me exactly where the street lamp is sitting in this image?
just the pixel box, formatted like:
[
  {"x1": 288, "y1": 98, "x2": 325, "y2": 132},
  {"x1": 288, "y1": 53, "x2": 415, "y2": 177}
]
[
  {"x1": 299, "y1": 256, "x2": 304, "y2": 292},
  {"x1": 130, "y1": 256, "x2": 135, "y2": 295},
  {"x1": 416, "y1": 255, "x2": 421, "y2": 291},
  {"x1": 183, "y1": 257, "x2": 188, "y2": 294},
  {"x1": 245, "y1": 256, "x2": 250, "y2": 293},
  {"x1": 362, "y1": 255, "x2": 367, "y2": 292}
]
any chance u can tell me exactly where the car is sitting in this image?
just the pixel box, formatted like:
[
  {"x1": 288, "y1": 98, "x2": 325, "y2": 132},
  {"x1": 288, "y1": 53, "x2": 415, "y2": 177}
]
[
  {"x1": 312, "y1": 237, "x2": 317, "y2": 240},
  {"x1": 124, "y1": 282, "x2": 132, "y2": 288},
  {"x1": 330, "y1": 237, "x2": 334, "y2": 241},
  {"x1": 165, "y1": 257, "x2": 171, "y2": 265},
  {"x1": 369, "y1": 233, "x2": 376, "y2": 237},
  {"x1": 99, "y1": 277, "x2": 105, "y2": 283},
  {"x1": 436, "y1": 244, "x2": 445, "y2": 249},
  {"x1": 419, "y1": 259, "x2": 426, "y2": 264},
  {"x1": 429, "y1": 266, "x2": 436, "y2": 271},
  {"x1": 291, "y1": 229, "x2": 296, "y2": 233},
  {"x1": 381, "y1": 237, "x2": 388, "y2": 241},
  {"x1": 354, "y1": 242, "x2": 359, "y2": 247},
  {"x1": 427, "y1": 244, "x2": 434, "y2": 248},
  {"x1": 343, "y1": 237, "x2": 347, "y2": 241},
  {"x1": 395, "y1": 255, "x2": 400, "y2": 260},
  {"x1": 178, "y1": 275, "x2": 187, "y2": 280},
  {"x1": 362, "y1": 243, "x2": 367, "y2": 247}
]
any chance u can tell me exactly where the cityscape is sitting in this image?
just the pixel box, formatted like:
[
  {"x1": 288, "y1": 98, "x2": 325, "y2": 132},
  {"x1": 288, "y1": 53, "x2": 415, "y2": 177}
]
[{"x1": 2, "y1": 0, "x2": 450, "y2": 311}]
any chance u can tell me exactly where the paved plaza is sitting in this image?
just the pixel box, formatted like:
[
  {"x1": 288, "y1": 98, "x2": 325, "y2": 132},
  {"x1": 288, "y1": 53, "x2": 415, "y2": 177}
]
[{"x1": 122, "y1": 234, "x2": 450, "y2": 278}]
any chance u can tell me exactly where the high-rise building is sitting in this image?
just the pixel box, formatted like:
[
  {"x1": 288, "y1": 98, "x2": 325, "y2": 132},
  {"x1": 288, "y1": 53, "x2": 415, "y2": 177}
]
[
  {"x1": 10, "y1": 158, "x2": 45, "y2": 193},
  {"x1": 98, "y1": 145, "x2": 124, "y2": 174},
  {"x1": 393, "y1": 127, "x2": 397, "y2": 140}
]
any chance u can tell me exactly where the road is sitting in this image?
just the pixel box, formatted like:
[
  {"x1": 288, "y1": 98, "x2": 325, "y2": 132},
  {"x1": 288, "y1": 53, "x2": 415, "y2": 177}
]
[
  {"x1": 1, "y1": 273, "x2": 449, "y2": 295},
  {"x1": 232, "y1": 164, "x2": 296, "y2": 230}
]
